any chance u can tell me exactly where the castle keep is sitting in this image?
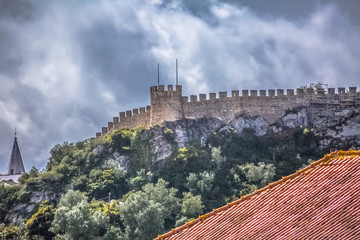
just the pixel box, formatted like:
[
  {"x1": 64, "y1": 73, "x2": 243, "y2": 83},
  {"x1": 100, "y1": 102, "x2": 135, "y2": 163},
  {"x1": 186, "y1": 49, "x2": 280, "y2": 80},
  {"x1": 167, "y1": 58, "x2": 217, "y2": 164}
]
[{"x1": 96, "y1": 85, "x2": 360, "y2": 137}]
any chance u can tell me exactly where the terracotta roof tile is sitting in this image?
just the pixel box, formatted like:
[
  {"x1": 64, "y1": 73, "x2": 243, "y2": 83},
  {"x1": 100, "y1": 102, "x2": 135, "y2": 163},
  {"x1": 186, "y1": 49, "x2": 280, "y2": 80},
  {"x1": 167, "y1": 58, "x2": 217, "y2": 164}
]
[{"x1": 155, "y1": 150, "x2": 360, "y2": 240}]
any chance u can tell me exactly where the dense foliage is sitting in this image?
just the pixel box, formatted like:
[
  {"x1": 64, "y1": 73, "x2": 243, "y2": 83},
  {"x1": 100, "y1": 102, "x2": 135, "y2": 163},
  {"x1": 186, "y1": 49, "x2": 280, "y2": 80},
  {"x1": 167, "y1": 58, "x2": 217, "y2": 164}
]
[
  {"x1": 50, "y1": 190, "x2": 108, "y2": 240},
  {"x1": 26, "y1": 201, "x2": 56, "y2": 240},
  {"x1": 0, "y1": 124, "x2": 326, "y2": 239},
  {"x1": 0, "y1": 182, "x2": 30, "y2": 222}
]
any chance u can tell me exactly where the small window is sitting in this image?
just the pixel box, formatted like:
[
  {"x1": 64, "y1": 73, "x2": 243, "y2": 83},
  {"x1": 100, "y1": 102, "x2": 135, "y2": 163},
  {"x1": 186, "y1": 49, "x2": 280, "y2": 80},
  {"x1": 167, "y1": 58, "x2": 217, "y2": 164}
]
[{"x1": 10, "y1": 169, "x2": 14, "y2": 174}]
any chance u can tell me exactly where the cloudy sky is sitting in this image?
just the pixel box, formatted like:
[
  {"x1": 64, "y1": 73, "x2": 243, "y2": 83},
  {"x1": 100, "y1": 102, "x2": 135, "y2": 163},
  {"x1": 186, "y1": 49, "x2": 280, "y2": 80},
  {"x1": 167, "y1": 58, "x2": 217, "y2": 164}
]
[{"x1": 1, "y1": 0, "x2": 360, "y2": 173}]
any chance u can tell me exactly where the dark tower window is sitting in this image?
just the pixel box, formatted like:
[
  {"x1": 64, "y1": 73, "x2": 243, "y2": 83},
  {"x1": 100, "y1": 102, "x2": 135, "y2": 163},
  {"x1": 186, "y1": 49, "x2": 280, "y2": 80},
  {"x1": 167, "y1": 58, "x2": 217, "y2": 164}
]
[{"x1": 10, "y1": 169, "x2": 14, "y2": 174}]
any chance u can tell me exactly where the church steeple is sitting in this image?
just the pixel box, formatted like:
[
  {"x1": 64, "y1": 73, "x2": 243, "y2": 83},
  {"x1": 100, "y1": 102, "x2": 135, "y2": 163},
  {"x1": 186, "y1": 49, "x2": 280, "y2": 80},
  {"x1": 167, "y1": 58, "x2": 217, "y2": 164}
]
[{"x1": 7, "y1": 130, "x2": 25, "y2": 175}]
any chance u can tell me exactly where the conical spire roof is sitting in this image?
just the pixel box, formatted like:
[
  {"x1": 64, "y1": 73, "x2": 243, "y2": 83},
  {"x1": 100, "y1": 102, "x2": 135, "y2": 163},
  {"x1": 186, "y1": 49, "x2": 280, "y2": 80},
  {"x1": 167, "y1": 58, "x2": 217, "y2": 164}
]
[{"x1": 7, "y1": 134, "x2": 25, "y2": 175}]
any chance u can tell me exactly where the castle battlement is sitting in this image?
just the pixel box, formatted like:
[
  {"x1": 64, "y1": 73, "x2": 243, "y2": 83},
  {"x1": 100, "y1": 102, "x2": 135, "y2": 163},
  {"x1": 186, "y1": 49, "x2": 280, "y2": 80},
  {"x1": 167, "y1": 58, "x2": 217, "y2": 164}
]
[
  {"x1": 150, "y1": 84, "x2": 183, "y2": 93},
  {"x1": 180, "y1": 87, "x2": 358, "y2": 101},
  {"x1": 96, "y1": 86, "x2": 359, "y2": 137}
]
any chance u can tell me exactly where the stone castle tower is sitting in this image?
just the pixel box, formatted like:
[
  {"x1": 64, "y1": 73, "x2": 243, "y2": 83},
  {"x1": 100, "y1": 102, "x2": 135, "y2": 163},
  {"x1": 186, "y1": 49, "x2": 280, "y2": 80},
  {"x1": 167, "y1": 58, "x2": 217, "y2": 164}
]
[{"x1": 150, "y1": 85, "x2": 183, "y2": 125}]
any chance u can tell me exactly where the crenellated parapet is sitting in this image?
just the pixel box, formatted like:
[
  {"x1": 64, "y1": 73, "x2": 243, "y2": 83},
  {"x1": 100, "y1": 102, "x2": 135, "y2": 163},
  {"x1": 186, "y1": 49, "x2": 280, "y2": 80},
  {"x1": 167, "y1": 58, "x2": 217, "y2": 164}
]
[
  {"x1": 180, "y1": 87, "x2": 358, "y2": 101},
  {"x1": 96, "y1": 105, "x2": 151, "y2": 137},
  {"x1": 96, "y1": 86, "x2": 359, "y2": 137}
]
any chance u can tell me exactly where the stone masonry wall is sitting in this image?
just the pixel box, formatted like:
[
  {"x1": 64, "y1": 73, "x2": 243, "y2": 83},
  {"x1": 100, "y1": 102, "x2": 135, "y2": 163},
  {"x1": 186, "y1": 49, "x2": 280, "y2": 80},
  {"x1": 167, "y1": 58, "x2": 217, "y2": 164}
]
[
  {"x1": 97, "y1": 105, "x2": 151, "y2": 137},
  {"x1": 96, "y1": 86, "x2": 360, "y2": 137},
  {"x1": 150, "y1": 85, "x2": 184, "y2": 126}
]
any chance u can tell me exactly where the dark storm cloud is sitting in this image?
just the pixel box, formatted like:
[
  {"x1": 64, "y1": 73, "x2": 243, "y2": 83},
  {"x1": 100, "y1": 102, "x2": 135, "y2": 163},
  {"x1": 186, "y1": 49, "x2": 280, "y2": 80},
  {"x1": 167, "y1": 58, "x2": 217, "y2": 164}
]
[
  {"x1": 0, "y1": 0, "x2": 33, "y2": 20},
  {"x1": 0, "y1": 0, "x2": 32, "y2": 79},
  {"x1": 77, "y1": 21, "x2": 155, "y2": 105},
  {"x1": 0, "y1": 0, "x2": 359, "y2": 172}
]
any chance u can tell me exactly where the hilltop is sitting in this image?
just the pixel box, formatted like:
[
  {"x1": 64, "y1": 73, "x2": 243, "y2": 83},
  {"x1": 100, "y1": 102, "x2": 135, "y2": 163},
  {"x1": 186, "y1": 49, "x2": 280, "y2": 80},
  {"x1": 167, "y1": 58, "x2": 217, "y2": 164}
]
[{"x1": 1, "y1": 94, "x2": 359, "y2": 238}]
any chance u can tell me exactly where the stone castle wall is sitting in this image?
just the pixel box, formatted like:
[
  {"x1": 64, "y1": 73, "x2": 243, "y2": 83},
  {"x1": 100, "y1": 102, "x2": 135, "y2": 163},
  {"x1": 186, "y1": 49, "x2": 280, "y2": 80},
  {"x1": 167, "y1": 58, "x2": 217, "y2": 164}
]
[{"x1": 96, "y1": 85, "x2": 360, "y2": 137}]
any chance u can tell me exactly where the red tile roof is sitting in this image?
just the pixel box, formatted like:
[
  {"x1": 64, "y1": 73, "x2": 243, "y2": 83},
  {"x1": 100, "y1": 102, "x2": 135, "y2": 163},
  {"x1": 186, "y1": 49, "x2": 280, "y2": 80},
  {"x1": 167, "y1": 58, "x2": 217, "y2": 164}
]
[{"x1": 155, "y1": 150, "x2": 360, "y2": 239}]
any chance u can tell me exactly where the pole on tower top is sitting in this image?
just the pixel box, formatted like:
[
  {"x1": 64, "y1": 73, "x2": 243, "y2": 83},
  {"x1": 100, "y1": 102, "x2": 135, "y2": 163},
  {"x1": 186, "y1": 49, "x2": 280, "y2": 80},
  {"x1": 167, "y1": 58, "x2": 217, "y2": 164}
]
[
  {"x1": 176, "y1": 59, "x2": 178, "y2": 85},
  {"x1": 157, "y1": 63, "x2": 160, "y2": 87},
  {"x1": 14, "y1": 127, "x2": 17, "y2": 139}
]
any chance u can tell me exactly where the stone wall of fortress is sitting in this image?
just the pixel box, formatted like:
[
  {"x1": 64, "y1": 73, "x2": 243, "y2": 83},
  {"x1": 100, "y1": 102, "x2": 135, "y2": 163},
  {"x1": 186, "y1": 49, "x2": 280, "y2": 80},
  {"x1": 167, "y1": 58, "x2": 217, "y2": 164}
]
[{"x1": 96, "y1": 85, "x2": 360, "y2": 137}]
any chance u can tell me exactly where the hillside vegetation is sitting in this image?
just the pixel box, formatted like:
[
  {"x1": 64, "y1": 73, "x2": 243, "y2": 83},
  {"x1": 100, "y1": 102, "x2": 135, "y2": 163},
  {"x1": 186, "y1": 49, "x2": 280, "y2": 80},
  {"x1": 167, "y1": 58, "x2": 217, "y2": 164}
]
[{"x1": 0, "y1": 115, "x2": 331, "y2": 239}]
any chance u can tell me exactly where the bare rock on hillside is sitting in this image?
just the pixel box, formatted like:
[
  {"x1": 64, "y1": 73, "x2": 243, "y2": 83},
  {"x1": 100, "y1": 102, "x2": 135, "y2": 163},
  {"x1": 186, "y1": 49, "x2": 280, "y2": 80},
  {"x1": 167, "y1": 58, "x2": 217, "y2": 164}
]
[
  {"x1": 230, "y1": 116, "x2": 268, "y2": 136},
  {"x1": 163, "y1": 117, "x2": 224, "y2": 147}
]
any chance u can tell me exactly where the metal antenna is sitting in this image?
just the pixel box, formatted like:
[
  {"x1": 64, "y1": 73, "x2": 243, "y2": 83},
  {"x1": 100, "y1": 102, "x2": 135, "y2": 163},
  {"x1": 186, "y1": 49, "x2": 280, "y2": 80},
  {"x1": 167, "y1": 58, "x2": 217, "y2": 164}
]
[
  {"x1": 157, "y1": 63, "x2": 160, "y2": 87},
  {"x1": 14, "y1": 127, "x2": 17, "y2": 139},
  {"x1": 176, "y1": 59, "x2": 178, "y2": 85}
]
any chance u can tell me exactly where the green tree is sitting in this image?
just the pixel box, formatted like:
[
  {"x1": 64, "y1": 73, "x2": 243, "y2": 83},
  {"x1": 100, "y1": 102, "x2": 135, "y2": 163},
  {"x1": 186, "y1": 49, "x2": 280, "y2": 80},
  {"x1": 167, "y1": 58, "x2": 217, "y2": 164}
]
[
  {"x1": 211, "y1": 147, "x2": 226, "y2": 171},
  {"x1": 119, "y1": 179, "x2": 180, "y2": 240},
  {"x1": 87, "y1": 168, "x2": 129, "y2": 199},
  {"x1": 239, "y1": 162, "x2": 276, "y2": 188},
  {"x1": 175, "y1": 192, "x2": 204, "y2": 227},
  {"x1": 181, "y1": 192, "x2": 204, "y2": 219},
  {"x1": 103, "y1": 226, "x2": 125, "y2": 240},
  {"x1": 47, "y1": 142, "x2": 77, "y2": 171},
  {"x1": 130, "y1": 169, "x2": 153, "y2": 191},
  {"x1": 0, "y1": 224, "x2": 22, "y2": 239},
  {"x1": 50, "y1": 190, "x2": 108, "y2": 240},
  {"x1": 128, "y1": 128, "x2": 156, "y2": 176},
  {"x1": 89, "y1": 200, "x2": 123, "y2": 228},
  {"x1": 18, "y1": 166, "x2": 39, "y2": 185},
  {"x1": 26, "y1": 201, "x2": 56, "y2": 240},
  {"x1": 110, "y1": 130, "x2": 131, "y2": 154},
  {"x1": 160, "y1": 144, "x2": 211, "y2": 191},
  {"x1": 186, "y1": 171, "x2": 215, "y2": 195}
]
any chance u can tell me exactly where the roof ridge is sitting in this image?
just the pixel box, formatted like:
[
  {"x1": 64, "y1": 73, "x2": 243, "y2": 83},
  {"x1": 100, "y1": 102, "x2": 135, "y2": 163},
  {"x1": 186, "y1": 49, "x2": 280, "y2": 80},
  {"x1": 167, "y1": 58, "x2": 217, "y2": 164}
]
[{"x1": 154, "y1": 150, "x2": 360, "y2": 240}]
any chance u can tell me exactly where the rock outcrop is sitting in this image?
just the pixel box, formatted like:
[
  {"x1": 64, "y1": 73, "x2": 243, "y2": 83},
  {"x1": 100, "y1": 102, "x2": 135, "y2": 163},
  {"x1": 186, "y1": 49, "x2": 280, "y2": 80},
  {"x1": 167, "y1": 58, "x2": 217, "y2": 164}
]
[{"x1": 131, "y1": 104, "x2": 360, "y2": 170}]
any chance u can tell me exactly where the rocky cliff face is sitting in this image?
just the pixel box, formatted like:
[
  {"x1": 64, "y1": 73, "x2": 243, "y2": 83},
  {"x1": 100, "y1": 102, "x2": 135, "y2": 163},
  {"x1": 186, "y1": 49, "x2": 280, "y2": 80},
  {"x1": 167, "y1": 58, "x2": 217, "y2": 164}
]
[
  {"x1": 144, "y1": 104, "x2": 360, "y2": 168},
  {"x1": 5, "y1": 191, "x2": 58, "y2": 223},
  {"x1": 311, "y1": 105, "x2": 360, "y2": 150},
  {"x1": 82, "y1": 104, "x2": 360, "y2": 175}
]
